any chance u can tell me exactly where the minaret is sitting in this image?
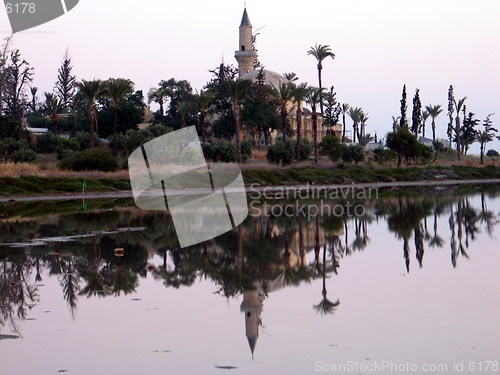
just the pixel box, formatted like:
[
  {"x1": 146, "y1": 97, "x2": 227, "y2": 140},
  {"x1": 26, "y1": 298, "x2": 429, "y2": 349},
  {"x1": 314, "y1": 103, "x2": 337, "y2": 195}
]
[
  {"x1": 240, "y1": 290, "x2": 263, "y2": 359},
  {"x1": 235, "y1": 8, "x2": 258, "y2": 77}
]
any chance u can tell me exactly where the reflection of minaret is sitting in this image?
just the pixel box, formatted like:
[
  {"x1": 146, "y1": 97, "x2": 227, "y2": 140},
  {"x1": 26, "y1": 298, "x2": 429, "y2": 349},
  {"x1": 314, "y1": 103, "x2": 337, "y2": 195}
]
[
  {"x1": 234, "y1": 7, "x2": 258, "y2": 77},
  {"x1": 240, "y1": 290, "x2": 263, "y2": 359}
]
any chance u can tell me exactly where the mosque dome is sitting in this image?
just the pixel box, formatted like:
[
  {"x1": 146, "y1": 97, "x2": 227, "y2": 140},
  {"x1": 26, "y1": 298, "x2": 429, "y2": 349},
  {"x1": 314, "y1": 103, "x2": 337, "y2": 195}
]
[{"x1": 240, "y1": 69, "x2": 289, "y2": 88}]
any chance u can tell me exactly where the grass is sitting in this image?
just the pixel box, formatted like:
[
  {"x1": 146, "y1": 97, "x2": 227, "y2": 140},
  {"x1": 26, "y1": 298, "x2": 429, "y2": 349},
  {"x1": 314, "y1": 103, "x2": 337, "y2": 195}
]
[{"x1": 1, "y1": 160, "x2": 499, "y2": 196}]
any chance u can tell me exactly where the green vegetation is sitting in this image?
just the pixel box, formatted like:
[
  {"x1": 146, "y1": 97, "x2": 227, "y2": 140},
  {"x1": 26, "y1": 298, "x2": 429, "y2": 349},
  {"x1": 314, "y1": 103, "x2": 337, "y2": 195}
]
[{"x1": 59, "y1": 149, "x2": 120, "y2": 172}]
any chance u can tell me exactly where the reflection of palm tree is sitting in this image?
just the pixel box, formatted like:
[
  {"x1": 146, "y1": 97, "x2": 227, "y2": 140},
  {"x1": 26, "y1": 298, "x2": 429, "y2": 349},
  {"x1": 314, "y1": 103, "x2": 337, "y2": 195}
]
[{"x1": 313, "y1": 246, "x2": 340, "y2": 316}]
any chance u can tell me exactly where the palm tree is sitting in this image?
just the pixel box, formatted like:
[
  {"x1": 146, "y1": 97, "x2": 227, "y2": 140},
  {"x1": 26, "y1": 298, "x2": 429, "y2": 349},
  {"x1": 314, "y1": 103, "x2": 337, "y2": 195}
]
[
  {"x1": 341, "y1": 103, "x2": 349, "y2": 142},
  {"x1": 425, "y1": 104, "x2": 443, "y2": 143},
  {"x1": 274, "y1": 82, "x2": 295, "y2": 141},
  {"x1": 219, "y1": 79, "x2": 252, "y2": 163},
  {"x1": 422, "y1": 110, "x2": 429, "y2": 138},
  {"x1": 358, "y1": 109, "x2": 369, "y2": 139},
  {"x1": 175, "y1": 100, "x2": 191, "y2": 129},
  {"x1": 305, "y1": 87, "x2": 324, "y2": 163},
  {"x1": 292, "y1": 83, "x2": 309, "y2": 162},
  {"x1": 392, "y1": 115, "x2": 401, "y2": 131},
  {"x1": 29, "y1": 86, "x2": 37, "y2": 112},
  {"x1": 307, "y1": 44, "x2": 335, "y2": 115},
  {"x1": 147, "y1": 87, "x2": 170, "y2": 124},
  {"x1": 454, "y1": 97, "x2": 466, "y2": 160},
  {"x1": 194, "y1": 90, "x2": 214, "y2": 143},
  {"x1": 76, "y1": 79, "x2": 104, "y2": 148},
  {"x1": 103, "y1": 78, "x2": 133, "y2": 154},
  {"x1": 282, "y1": 72, "x2": 298, "y2": 82},
  {"x1": 348, "y1": 107, "x2": 361, "y2": 143},
  {"x1": 44, "y1": 92, "x2": 63, "y2": 134}
]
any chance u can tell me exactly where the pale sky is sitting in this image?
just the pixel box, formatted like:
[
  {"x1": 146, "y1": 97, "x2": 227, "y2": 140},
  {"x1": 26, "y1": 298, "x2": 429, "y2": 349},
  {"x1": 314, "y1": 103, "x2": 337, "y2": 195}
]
[{"x1": 1, "y1": 0, "x2": 499, "y2": 152}]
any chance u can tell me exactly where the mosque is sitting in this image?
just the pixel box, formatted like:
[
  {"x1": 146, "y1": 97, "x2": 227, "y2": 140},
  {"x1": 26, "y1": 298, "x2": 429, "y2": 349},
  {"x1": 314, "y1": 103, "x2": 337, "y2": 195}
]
[{"x1": 234, "y1": 8, "x2": 343, "y2": 142}]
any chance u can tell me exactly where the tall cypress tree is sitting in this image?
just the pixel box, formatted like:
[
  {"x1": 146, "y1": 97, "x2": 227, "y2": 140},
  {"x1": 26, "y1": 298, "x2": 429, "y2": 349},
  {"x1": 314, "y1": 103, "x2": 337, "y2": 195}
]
[
  {"x1": 400, "y1": 84, "x2": 407, "y2": 128},
  {"x1": 447, "y1": 85, "x2": 455, "y2": 148},
  {"x1": 411, "y1": 89, "x2": 422, "y2": 135},
  {"x1": 54, "y1": 51, "x2": 76, "y2": 112}
]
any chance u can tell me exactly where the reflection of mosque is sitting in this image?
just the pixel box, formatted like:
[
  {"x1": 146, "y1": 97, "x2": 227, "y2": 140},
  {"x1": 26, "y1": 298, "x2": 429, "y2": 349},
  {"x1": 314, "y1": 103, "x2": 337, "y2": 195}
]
[{"x1": 238, "y1": 221, "x2": 342, "y2": 357}]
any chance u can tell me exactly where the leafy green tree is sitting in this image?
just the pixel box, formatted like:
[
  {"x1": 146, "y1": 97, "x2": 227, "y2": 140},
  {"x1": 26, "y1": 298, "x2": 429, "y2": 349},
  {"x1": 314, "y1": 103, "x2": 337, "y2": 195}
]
[
  {"x1": 102, "y1": 78, "x2": 134, "y2": 154},
  {"x1": 342, "y1": 144, "x2": 364, "y2": 164},
  {"x1": 2, "y1": 50, "x2": 34, "y2": 119},
  {"x1": 305, "y1": 87, "x2": 324, "y2": 163},
  {"x1": 460, "y1": 111, "x2": 478, "y2": 155},
  {"x1": 486, "y1": 149, "x2": 499, "y2": 157},
  {"x1": 175, "y1": 100, "x2": 192, "y2": 129},
  {"x1": 54, "y1": 51, "x2": 76, "y2": 112},
  {"x1": 307, "y1": 44, "x2": 335, "y2": 115},
  {"x1": 400, "y1": 84, "x2": 408, "y2": 128},
  {"x1": 96, "y1": 90, "x2": 145, "y2": 140},
  {"x1": 241, "y1": 78, "x2": 280, "y2": 146},
  {"x1": 322, "y1": 87, "x2": 341, "y2": 137},
  {"x1": 159, "y1": 78, "x2": 195, "y2": 129},
  {"x1": 76, "y1": 79, "x2": 105, "y2": 148},
  {"x1": 411, "y1": 88, "x2": 422, "y2": 135},
  {"x1": 425, "y1": 104, "x2": 443, "y2": 143},
  {"x1": 319, "y1": 135, "x2": 343, "y2": 161},
  {"x1": 386, "y1": 127, "x2": 420, "y2": 167},
  {"x1": 477, "y1": 114, "x2": 497, "y2": 164}
]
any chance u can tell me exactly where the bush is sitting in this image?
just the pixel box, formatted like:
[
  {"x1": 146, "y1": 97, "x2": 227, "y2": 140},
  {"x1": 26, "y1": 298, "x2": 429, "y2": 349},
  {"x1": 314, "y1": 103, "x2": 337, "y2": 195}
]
[
  {"x1": 74, "y1": 132, "x2": 101, "y2": 151},
  {"x1": 207, "y1": 141, "x2": 236, "y2": 162},
  {"x1": 486, "y1": 149, "x2": 499, "y2": 157},
  {"x1": 0, "y1": 138, "x2": 31, "y2": 159},
  {"x1": 267, "y1": 140, "x2": 295, "y2": 166},
  {"x1": 36, "y1": 131, "x2": 59, "y2": 153},
  {"x1": 56, "y1": 138, "x2": 80, "y2": 160},
  {"x1": 342, "y1": 144, "x2": 365, "y2": 164},
  {"x1": 60, "y1": 149, "x2": 120, "y2": 172},
  {"x1": 373, "y1": 148, "x2": 397, "y2": 164},
  {"x1": 10, "y1": 148, "x2": 37, "y2": 163},
  {"x1": 241, "y1": 140, "x2": 253, "y2": 162},
  {"x1": 267, "y1": 139, "x2": 312, "y2": 166},
  {"x1": 319, "y1": 135, "x2": 343, "y2": 161}
]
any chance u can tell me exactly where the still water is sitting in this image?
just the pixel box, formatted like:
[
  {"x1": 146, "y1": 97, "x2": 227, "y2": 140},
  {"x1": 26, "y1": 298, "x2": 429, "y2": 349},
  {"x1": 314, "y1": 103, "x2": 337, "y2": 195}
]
[{"x1": 0, "y1": 185, "x2": 499, "y2": 375}]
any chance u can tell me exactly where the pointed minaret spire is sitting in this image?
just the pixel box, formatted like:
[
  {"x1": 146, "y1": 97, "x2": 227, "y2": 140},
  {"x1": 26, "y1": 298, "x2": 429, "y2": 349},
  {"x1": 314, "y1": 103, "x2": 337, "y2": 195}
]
[
  {"x1": 240, "y1": 7, "x2": 251, "y2": 26},
  {"x1": 240, "y1": 291, "x2": 263, "y2": 359},
  {"x1": 235, "y1": 7, "x2": 258, "y2": 77}
]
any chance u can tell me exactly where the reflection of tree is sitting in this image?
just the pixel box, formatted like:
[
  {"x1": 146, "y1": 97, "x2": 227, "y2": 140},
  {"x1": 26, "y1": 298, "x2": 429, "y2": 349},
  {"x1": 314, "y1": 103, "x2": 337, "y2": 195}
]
[{"x1": 313, "y1": 242, "x2": 340, "y2": 316}]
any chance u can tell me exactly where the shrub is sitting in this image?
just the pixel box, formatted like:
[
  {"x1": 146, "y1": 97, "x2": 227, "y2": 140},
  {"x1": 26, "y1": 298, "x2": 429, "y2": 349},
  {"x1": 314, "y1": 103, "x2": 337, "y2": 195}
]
[
  {"x1": 60, "y1": 149, "x2": 120, "y2": 172},
  {"x1": 74, "y1": 132, "x2": 101, "y2": 151},
  {"x1": 342, "y1": 144, "x2": 365, "y2": 164},
  {"x1": 241, "y1": 140, "x2": 253, "y2": 162},
  {"x1": 56, "y1": 138, "x2": 80, "y2": 160},
  {"x1": 0, "y1": 138, "x2": 31, "y2": 159},
  {"x1": 267, "y1": 139, "x2": 312, "y2": 166},
  {"x1": 208, "y1": 141, "x2": 237, "y2": 162},
  {"x1": 373, "y1": 148, "x2": 397, "y2": 164},
  {"x1": 486, "y1": 149, "x2": 499, "y2": 157},
  {"x1": 10, "y1": 148, "x2": 37, "y2": 163},
  {"x1": 319, "y1": 135, "x2": 343, "y2": 161},
  {"x1": 36, "y1": 131, "x2": 59, "y2": 153}
]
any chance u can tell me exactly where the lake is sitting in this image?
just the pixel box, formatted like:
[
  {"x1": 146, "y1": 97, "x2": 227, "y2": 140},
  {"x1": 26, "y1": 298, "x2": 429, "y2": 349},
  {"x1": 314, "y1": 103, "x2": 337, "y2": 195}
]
[{"x1": 1, "y1": 184, "x2": 499, "y2": 375}]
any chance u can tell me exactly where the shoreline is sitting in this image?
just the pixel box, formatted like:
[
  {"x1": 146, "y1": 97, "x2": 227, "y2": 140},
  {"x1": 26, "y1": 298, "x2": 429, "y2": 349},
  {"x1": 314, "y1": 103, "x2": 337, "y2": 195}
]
[{"x1": 2, "y1": 178, "x2": 499, "y2": 202}]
